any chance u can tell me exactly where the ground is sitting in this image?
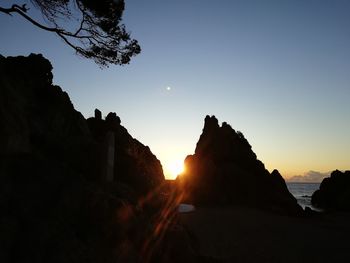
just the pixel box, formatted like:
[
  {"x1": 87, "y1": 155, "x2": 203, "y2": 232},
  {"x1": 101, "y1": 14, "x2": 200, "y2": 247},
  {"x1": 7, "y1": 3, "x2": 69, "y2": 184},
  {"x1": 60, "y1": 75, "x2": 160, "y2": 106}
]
[{"x1": 179, "y1": 206, "x2": 350, "y2": 263}]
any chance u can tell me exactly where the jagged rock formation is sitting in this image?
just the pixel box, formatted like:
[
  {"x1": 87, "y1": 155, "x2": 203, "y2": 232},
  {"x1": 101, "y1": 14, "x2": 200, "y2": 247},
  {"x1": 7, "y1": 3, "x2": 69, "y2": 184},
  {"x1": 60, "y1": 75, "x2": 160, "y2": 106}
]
[
  {"x1": 87, "y1": 110, "x2": 164, "y2": 196},
  {"x1": 0, "y1": 54, "x2": 171, "y2": 263},
  {"x1": 178, "y1": 115, "x2": 302, "y2": 215},
  {"x1": 0, "y1": 54, "x2": 90, "y2": 146},
  {"x1": 311, "y1": 170, "x2": 350, "y2": 211},
  {"x1": 0, "y1": 53, "x2": 164, "y2": 194},
  {"x1": 0, "y1": 54, "x2": 94, "y2": 175}
]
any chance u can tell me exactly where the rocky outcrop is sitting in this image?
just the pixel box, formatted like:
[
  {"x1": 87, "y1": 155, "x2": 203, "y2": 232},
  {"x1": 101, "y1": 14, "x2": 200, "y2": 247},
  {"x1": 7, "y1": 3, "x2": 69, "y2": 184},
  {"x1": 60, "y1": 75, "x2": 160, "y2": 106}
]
[
  {"x1": 178, "y1": 115, "x2": 302, "y2": 215},
  {"x1": 0, "y1": 53, "x2": 164, "y2": 194},
  {"x1": 311, "y1": 170, "x2": 350, "y2": 211},
  {"x1": 0, "y1": 54, "x2": 169, "y2": 263},
  {"x1": 0, "y1": 54, "x2": 91, "y2": 151},
  {"x1": 0, "y1": 54, "x2": 96, "y2": 179},
  {"x1": 87, "y1": 110, "x2": 164, "y2": 196}
]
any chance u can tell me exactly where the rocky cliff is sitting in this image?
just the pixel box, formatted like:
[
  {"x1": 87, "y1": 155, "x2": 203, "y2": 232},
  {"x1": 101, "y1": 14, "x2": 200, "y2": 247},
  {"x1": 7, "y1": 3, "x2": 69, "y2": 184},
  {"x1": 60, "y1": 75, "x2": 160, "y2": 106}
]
[
  {"x1": 312, "y1": 170, "x2": 350, "y2": 211},
  {"x1": 178, "y1": 115, "x2": 302, "y2": 215},
  {"x1": 0, "y1": 54, "x2": 94, "y2": 175},
  {"x1": 0, "y1": 53, "x2": 164, "y2": 194},
  {"x1": 0, "y1": 54, "x2": 170, "y2": 263},
  {"x1": 87, "y1": 110, "x2": 164, "y2": 196}
]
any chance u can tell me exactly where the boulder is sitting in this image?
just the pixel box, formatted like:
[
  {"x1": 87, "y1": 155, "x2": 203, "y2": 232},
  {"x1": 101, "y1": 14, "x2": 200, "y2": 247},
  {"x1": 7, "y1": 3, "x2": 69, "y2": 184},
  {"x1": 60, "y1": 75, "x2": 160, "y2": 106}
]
[
  {"x1": 178, "y1": 115, "x2": 302, "y2": 215},
  {"x1": 311, "y1": 170, "x2": 350, "y2": 211}
]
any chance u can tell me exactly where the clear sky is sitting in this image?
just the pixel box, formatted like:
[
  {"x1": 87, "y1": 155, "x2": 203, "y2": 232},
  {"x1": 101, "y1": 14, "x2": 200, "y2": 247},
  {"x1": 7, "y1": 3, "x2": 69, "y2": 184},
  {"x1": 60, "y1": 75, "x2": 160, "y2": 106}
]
[{"x1": 1, "y1": 0, "x2": 349, "y2": 179}]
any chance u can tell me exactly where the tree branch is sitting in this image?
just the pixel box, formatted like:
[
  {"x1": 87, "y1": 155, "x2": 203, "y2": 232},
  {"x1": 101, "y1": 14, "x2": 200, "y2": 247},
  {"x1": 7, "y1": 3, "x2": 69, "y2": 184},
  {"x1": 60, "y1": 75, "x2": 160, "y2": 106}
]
[
  {"x1": 1, "y1": 4, "x2": 93, "y2": 39},
  {"x1": 0, "y1": 4, "x2": 61, "y2": 33},
  {"x1": 0, "y1": 6, "x2": 13, "y2": 15},
  {"x1": 0, "y1": 1, "x2": 141, "y2": 66}
]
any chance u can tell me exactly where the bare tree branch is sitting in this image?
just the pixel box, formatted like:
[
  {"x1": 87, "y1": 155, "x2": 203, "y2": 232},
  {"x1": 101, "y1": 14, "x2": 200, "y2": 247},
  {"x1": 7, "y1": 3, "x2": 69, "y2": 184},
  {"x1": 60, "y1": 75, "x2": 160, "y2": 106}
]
[{"x1": 0, "y1": 1, "x2": 141, "y2": 67}]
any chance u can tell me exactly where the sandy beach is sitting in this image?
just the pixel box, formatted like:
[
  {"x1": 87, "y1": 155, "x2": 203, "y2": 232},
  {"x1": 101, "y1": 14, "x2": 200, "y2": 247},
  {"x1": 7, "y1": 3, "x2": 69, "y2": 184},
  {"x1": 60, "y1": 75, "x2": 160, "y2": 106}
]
[{"x1": 179, "y1": 206, "x2": 350, "y2": 262}]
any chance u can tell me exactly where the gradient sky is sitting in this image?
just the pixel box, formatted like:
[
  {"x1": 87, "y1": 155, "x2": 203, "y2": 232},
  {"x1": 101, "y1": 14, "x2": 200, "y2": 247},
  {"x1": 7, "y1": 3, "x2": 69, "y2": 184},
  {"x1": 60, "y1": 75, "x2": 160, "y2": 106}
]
[{"x1": 1, "y1": 0, "x2": 349, "y2": 179}]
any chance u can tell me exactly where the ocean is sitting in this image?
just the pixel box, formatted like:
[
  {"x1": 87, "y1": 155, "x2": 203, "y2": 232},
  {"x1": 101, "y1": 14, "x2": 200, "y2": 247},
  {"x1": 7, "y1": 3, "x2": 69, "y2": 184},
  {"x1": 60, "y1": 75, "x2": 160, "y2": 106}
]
[{"x1": 286, "y1": 182, "x2": 320, "y2": 210}]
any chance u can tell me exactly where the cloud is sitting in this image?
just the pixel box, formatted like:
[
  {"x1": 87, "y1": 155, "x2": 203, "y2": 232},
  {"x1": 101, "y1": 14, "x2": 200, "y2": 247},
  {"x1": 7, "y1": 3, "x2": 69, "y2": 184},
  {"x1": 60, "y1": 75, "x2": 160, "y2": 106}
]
[{"x1": 287, "y1": 170, "x2": 330, "y2": 183}]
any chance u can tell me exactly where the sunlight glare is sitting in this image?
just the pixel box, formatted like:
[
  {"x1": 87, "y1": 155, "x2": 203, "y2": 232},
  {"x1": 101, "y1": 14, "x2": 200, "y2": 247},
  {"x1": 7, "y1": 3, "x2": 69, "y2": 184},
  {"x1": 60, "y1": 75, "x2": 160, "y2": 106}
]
[{"x1": 165, "y1": 160, "x2": 185, "y2": 180}]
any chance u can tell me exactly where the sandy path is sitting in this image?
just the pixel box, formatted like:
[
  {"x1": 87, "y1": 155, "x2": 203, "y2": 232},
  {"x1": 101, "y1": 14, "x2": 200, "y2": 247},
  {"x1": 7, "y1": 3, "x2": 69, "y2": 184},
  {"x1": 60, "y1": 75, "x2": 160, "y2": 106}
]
[{"x1": 179, "y1": 206, "x2": 350, "y2": 262}]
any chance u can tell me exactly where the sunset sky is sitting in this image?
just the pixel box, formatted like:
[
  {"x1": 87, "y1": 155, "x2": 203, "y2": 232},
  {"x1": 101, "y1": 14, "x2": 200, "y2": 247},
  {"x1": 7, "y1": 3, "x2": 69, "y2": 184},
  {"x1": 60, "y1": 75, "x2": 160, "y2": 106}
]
[{"x1": 1, "y1": 0, "x2": 349, "y2": 179}]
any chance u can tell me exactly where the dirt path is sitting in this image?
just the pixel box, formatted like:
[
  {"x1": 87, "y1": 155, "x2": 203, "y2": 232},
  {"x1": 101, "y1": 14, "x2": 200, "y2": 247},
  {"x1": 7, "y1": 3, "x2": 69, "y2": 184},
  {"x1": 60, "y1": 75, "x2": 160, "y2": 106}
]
[{"x1": 179, "y1": 206, "x2": 350, "y2": 263}]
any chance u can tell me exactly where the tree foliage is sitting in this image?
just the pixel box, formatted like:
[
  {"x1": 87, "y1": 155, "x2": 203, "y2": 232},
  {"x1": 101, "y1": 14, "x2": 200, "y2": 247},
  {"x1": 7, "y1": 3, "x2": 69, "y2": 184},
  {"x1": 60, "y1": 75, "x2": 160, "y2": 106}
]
[{"x1": 0, "y1": 0, "x2": 141, "y2": 67}]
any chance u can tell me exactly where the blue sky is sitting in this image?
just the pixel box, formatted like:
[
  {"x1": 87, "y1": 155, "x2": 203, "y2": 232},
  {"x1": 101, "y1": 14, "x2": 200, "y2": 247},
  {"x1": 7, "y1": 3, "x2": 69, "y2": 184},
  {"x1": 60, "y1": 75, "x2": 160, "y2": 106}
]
[{"x1": 1, "y1": 0, "x2": 349, "y2": 179}]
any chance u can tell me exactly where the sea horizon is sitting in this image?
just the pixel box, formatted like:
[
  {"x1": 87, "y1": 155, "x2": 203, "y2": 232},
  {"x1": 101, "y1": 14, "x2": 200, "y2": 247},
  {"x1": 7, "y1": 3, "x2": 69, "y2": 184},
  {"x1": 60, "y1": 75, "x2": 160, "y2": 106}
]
[{"x1": 287, "y1": 182, "x2": 320, "y2": 210}]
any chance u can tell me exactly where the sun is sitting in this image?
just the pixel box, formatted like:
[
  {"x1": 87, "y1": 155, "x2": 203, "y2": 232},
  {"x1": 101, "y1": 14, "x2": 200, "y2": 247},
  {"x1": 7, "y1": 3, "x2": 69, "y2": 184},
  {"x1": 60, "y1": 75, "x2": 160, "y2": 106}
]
[{"x1": 165, "y1": 160, "x2": 185, "y2": 180}]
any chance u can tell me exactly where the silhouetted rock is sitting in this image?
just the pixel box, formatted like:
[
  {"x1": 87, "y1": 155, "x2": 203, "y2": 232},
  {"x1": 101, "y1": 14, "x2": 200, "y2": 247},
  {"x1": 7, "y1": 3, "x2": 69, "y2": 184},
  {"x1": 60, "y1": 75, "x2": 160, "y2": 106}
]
[
  {"x1": 0, "y1": 54, "x2": 90, "y2": 154},
  {"x1": 105, "y1": 111, "x2": 121, "y2": 125},
  {"x1": 178, "y1": 115, "x2": 302, "y2": 215},
  {"x1": 94, "y1": 108, "x2": 102, "y2": 120},
  {"x1": 0, "y1": 53, "x2": 97, "y2": 178},
  {"x1": 0, "y1": 54, "x2": 170, "y2": 263},
  {"x1": 311, "y1": 170, "x2": 350, "y2": 211},
  {"x1": 0, "y1": 53, "x2": 164, "y2": 194},
  {"x1": 87, "y1": 110, "x2": 164, "y2": 195}
]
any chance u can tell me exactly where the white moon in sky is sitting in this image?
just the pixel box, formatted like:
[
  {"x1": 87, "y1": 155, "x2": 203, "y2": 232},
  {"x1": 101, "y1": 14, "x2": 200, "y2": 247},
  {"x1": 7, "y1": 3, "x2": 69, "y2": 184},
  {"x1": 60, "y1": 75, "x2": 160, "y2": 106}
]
[{"x1": 166, "y1": 86, "x2": 171, "y2": 91}]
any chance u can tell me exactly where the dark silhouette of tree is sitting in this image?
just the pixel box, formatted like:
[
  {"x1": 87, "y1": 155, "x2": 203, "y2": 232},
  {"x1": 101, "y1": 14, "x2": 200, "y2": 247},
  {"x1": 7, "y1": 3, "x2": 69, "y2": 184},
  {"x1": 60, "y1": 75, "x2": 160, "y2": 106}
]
[{"x1": 0, "y1": 0, "x2": 141, "y2": 67}]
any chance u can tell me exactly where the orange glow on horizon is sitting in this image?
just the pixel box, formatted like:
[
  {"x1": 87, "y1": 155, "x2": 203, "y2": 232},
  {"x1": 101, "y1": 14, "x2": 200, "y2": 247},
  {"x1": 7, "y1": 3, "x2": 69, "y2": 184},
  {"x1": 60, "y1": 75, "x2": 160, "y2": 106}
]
[{"x1": 164, "y1": 159, "x2": 185, "y2": 180}]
